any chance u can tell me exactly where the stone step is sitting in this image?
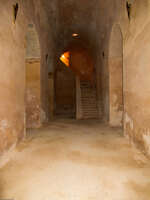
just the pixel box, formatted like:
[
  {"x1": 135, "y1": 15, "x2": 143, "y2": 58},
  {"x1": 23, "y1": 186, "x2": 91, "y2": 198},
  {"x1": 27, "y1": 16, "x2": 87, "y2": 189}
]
[{"x1": 80, "y1": 80, "x2": 98, "y2": 119}]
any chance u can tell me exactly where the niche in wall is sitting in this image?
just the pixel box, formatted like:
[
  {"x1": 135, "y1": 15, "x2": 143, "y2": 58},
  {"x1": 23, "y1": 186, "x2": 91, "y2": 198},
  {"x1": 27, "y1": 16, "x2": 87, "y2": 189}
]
[
  {"x1": 25, "y1": 24, "x2": 41, "y2": 128},
  {"x1": 108, "y1": 25, "x2": 123, "y2": 127},
  {"x1": 126, "y1": 1, "x2": 132, "y2": 20},
  {"x1": 13, "y1": 3, "x2": 19, "y2": 24}
]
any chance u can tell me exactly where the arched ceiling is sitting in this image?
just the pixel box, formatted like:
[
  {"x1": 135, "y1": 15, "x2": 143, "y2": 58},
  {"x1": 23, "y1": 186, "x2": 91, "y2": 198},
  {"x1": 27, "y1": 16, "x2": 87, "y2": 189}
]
[
  {"x1": 23, "y1": 0, "x2": 99, "y2": 52},
  {"x1": 56, "y1": 0, "x2": 98, "y2": 51}
]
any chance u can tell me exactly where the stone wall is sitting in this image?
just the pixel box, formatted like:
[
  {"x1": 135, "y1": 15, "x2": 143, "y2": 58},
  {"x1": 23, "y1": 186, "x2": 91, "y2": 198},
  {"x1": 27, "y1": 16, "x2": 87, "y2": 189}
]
[
  {"x1": 123, "y1": 0, "x2": 150, "y2": 156},
  {"x1": 26, "y1": 58, "x2": 41, "y2": 128},
  {"x1": 108, "y1": 25, "x2": 123, "y2": 127},
  {"x1": 96, "y1": 0, "x2": 150, "y2": 156},
  {"x1": 1, "y1": 0, "x2": 150, "y2": 158},
  {"x1": 0, "y1": 1, "x2": 27, "y2": 154},
  {"x1": 26, "y1": 24, "x2": 40, "y2": 59},
  {"x1": 25, "y1": 24, "x2": 41, "y2": 128}
]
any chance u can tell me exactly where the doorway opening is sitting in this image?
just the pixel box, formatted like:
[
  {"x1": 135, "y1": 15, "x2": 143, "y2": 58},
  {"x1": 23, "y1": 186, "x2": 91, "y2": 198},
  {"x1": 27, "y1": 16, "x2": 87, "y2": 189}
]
[
  {"x1": 54, "y1": 45, "x2": 100, "y2": 120},
  {"x1": 54, "y1": 50, "x2": 76, "y2": 119}
]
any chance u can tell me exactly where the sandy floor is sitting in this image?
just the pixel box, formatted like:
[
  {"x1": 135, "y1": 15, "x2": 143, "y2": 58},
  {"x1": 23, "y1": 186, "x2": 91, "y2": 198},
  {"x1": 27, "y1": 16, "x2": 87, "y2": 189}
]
[{"x1": 0, "y1": 119, "x2": 150, "y2": 200}]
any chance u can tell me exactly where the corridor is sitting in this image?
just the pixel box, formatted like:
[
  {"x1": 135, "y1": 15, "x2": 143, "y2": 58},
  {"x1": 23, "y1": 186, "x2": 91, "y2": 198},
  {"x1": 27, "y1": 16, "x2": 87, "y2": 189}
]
[{"x1": 0, "y1": 120, "x2": 150, "y2": 200}]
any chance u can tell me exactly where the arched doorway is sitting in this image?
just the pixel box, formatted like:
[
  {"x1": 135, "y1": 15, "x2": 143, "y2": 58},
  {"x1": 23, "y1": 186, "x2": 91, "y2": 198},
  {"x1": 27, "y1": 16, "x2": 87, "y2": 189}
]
[
  {"x1": 54, "y1": 51, "x2": 76, "y2": 119},
  {"x1": 108, "y1": 25, "x2": 123, "y2": 127},
  {"x1": 54, "y1": 45, "x2": 99, "y2": 120}
]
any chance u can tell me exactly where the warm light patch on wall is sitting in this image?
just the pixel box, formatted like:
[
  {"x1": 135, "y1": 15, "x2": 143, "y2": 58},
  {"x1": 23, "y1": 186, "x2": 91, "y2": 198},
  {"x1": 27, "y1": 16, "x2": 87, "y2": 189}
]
[
  {"x1": 60, "y1": 51, "x2": 70, "y2": 67},
  {"x1": 72, "y1": 33, "x2": 79, "y2": 37}
]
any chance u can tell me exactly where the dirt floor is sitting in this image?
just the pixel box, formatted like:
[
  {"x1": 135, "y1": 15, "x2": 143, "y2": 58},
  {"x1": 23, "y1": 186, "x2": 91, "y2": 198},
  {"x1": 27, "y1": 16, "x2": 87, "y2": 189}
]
[{"x1": 0, "y1": 119, "x2": 150, "y2": 200}]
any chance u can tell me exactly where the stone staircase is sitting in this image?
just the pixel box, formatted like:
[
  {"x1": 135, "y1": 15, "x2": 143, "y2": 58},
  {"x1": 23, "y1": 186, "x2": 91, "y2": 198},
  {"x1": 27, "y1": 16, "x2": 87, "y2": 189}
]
[{"x1": 80, "y1": 80, "x2": 99, "y2": 119}]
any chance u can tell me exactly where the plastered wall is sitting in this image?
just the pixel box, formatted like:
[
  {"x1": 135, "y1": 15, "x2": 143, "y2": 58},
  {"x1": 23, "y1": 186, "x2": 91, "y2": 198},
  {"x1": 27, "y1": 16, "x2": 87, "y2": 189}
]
[
  {"x1": 0, "y1": 1, "x2": 26, "y2": 154},
  {"x1": 108, "y1": 25, "x2": 123, "y2": 127},
  {"x1": 1, "y1": 0, "x2": 150, "y2": 158},
  {"x1": 26, "y1": 58, "x2": 41, "y2": 128},
  {"x1": 25, "y1": 24, "x2": 41, "y2": 128},
  {"x1": 97, "y1": 0, "x2": 150, "y2": 156},
  {"x1": 123, "y1": 0, "x2": 150, "y2": 156}
]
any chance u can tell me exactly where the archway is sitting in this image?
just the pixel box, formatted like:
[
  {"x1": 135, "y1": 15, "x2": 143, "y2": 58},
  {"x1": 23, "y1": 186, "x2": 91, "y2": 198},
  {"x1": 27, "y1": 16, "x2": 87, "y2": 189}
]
[
  {"x1": 54, "y1": 44, "x2": 99, "y2": 120},
  {"x1": 54, "y1": 51, "x2": 76, "y2": 118},
  {"x1": 25, "y1": 24, "x2": 41, "y2": 128},
  {"x1": 108, "y1": 25, "x2": 123, "y2": 127}
]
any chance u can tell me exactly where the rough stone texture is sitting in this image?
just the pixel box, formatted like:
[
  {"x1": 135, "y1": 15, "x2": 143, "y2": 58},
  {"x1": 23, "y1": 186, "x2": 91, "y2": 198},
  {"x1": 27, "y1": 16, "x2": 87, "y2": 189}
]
[
  {"x1": 96, "y1": 0, "x2": 150, "y2": 156},
  {"x1": 26, "y1": 24, "x2": 40, "y2": 59},
  {"x1": 0, "y1": 1, "x2": 27, "y2": 154},
  {"x1": 0, "y1": 0, "x2": 55, "y2": 154},
  {"x1": 22, "y1": 0, "x2": 58, "y2": 122},
  {"x1": 95, "y1": 0, "x2": 124, "y2": 123},
  {"x1": 108, "y1": 25, "x2": 123, "y2": 127},
  {"x1": 76, "y1": 79, "x2": 99, "y2": 119},
  {"x1": 25, "y1": 24, "x2": 41, "y2": 128},
  {"x1": 26, "y1": 58, "x2": 41, "y2": 128},
  {"x1": 123, "y1": 0, "x2": 150, "y2": 157},
  {"x1": 109, "y1": 57, "x2": 123, "y2": 127}
]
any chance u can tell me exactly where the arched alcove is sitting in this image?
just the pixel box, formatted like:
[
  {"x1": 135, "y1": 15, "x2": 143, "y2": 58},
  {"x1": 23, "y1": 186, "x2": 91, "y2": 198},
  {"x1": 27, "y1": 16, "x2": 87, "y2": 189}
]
[
  {"x1": 108, "y1": 25, "x2": 123, "y2": 127},
  {"x1": 25, "y1": 24, "x2": 41, "y2": 128}
]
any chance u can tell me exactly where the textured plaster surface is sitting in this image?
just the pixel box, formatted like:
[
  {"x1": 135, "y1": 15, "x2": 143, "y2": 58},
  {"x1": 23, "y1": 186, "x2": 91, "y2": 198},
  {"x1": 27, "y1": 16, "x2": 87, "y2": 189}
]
[
  {"x1": 25, "y1": 24, "x2": 41, "y2": 128},
  {"x1": 26, "y1": 59, "x2": 41, "y2": 128},
  {"x1": 0, "y1": 0, "x2": 27, "y2": 154},
  {"x1": 96, "y1": 0, "x2": 150, "y2": 155},
  {"x1": 123, "y1": 0, "x2": 150, "y2": 156}
]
